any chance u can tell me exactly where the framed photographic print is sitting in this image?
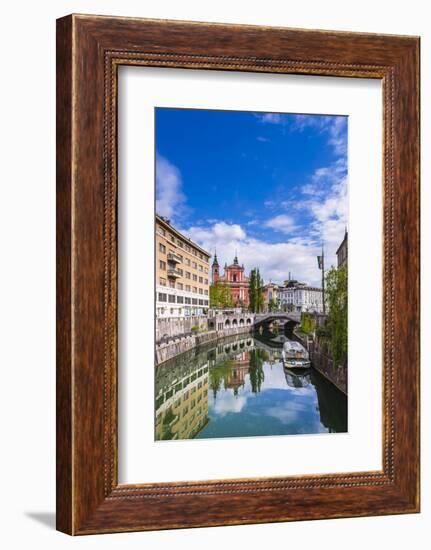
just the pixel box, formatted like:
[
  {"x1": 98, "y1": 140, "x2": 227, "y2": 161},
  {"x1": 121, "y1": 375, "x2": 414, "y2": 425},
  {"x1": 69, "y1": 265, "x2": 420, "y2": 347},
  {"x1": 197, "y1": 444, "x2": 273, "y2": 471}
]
[{"x1": 56, "y1": 14, "x2": 420, "y2": 535}]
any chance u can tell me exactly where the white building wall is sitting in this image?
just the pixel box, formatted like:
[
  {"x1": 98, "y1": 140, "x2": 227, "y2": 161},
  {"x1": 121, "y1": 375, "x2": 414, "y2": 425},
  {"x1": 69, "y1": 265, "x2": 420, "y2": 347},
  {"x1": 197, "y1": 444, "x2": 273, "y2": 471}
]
[
  {"x1": 278, "y1": 286, "x2": 323, "y2": 313},
  {"x1": 156, "y1": 284, "x2": 209, "y2": 319}
]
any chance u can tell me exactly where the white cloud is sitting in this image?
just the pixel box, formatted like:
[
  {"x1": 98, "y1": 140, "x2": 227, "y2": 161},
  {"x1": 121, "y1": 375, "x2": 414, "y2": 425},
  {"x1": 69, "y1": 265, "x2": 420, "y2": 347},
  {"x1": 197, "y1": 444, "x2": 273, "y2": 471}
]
[
  {"x1": 291, "y1": 114, "x2": 347, "y2": 157},
  {"x1": 211, "y1": 391, "x2": 248, "y2": 416},
  {"x1": 257, "y1": 113, "x2": 282, "y2": 124},
  {"x1": 295, "y1": 159, "x2": 348, "y2": 269},
  {"x1": 264, "y1": 214, "x2": 296, "y2": 234},
  {"x1": 327, "y1": 116, "x2": 348, "y2": 156},
  {"x1": 181, "y1": 151, "x2": 347, "y2": 286},
  {"x1": 155, "y1": 155, "x2": 187, "y2": 221},
  {"x1": 185, "y1": 221, "x2": 324, "y2": 286},
  {"x1": 259, "y1": 113, "x2": 348, "y2": 158}
]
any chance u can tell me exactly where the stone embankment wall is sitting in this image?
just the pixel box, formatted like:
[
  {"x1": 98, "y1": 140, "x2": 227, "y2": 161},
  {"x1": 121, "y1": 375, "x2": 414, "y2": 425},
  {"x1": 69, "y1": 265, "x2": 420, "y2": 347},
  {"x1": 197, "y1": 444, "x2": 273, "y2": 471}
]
[
  {"x1": 309, "y1": 346, "x2": 347, "y2": 395},
  {"x1": 156, "y1": 316, "x2": 208, "y2": 342},
  {"x1": 156, "y1": 325, "x2": 253, "y2": 365},
  {"x1": 295, "y1": 331, "x2": 347, "y2": 395}
]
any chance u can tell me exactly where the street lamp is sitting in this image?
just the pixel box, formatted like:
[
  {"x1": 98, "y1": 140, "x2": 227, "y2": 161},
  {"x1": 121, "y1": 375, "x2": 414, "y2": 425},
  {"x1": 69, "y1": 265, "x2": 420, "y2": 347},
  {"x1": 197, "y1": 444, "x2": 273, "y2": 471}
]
[{"x1": 317, "y1": 245, "x2": 326, "y2": 315}]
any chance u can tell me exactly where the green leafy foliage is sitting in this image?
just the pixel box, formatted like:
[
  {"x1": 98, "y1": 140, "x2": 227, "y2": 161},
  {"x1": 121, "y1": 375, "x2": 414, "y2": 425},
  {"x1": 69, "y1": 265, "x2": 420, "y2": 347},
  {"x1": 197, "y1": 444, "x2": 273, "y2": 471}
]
[
  {"x1": 209, "y1": 359, "x2": 234, "y2": 398},
  {"x1": 209, "y1": 281, "x2": 234, "y2": 308},
  {"x1": 325, "y1": 266, "x2": 348, "y2": 368},
  {"x1": 268, "y1": 297, "x2": 278, "y2": 312},
  {"x1": 248, "y1": 268, "x2": 264, "y2": 313},
  {"x1": 248, "y1": 349, "x2": 265, "y2": 393},
  {"x1": 300, "y1": 312, "x2": 316, "y2": 334}
]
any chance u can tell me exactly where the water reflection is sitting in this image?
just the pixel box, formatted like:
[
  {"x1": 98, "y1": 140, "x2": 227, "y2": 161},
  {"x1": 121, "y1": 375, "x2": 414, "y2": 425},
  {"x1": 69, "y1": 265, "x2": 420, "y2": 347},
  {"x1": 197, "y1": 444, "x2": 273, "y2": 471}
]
[{"x1": 155, "y1": 334, "x2": 347, "y2": 441}]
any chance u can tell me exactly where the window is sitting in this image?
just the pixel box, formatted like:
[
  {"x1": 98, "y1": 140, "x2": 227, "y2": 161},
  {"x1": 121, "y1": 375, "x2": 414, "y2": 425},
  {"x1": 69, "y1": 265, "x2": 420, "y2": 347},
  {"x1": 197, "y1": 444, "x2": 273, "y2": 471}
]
[
  {"x1": 169, "y1": 234, "x2": 175, "y2": 243},
  {"x1": 185, "y1": 285, "x2": 191, "y2": 292},
  {"x1": 199, "y1": 276, "x2": 203, "y2": 283},
  {"x1": 185, "y1": 271, "x2": 191, "y2": 279},
  {"x1": 159, "y1": 260, "x2": 166, "y2": 270},
  {"x1": 192, "y1": 298, "x2": 198, "y2": 305},
  {"x1": 198, "y1": 299, "x2": 204, "y2": 305},
  {"x1": 204, "y1": 300, "x2": 209, "y2": 306},
  {"x1": 185, "y1": 297, "x2": 191, "y2": 304},
  {"x1": 204, "y1": 289, "x2": 208, "y2": 296},
  {"x1": 159, "y1": 277, "x2": 166, "y2": 286},
  {"x1": 204, "y1": 279, "x2": 208, "y2": 285},
  {"x1": 192, "y1": 261, "x2": 197, "y2": 269},
  {"x1": 185, "y1": 258, "x2": 191, "y2": 266},
  {"x1": 177, "y1": 296, "x2": 184, "y2": 304},
  {"x1": 169, "y1": 280, "x2": 175, "y2": 288},
  {"x1": 192, "y1": 274, "x2": 197, "y2": 281},
  {"x1": 193, "y1": 286, "x2": 197, "y2": 293},
  {"x1": 159, "y1": 243, "x2": 166, "y2": 253},
  {"x1": 199, "y1": 264, "x2": 203, "y2": 271},
  {"x1": 199, "y1": 288, "x2": 203, "y2": 295},
  {"x1": 158, "y1": 293, "x2": 167, "y2": 302},
  {"x1": 158, "y1": 226, "x2": 166, "y2": 237},
  {"x1": 177, "y1": 282, "x2": 183, "y2": 290},
  {"x1": 168, "y1": 295, "x2": 176, "y2": 303},
  {"x1": 177, "y1": 241, "x2": 183, "y2": 249},
  {"x1": 177, "y1": 268, "x2": 183, "y2": 276}
]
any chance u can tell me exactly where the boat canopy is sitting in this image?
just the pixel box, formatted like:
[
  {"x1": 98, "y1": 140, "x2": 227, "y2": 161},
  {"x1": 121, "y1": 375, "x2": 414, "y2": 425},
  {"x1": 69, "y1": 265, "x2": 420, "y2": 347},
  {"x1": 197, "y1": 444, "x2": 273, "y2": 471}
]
[{"x1": 283, "y1": 341, "x2": 306, "y2": 352}]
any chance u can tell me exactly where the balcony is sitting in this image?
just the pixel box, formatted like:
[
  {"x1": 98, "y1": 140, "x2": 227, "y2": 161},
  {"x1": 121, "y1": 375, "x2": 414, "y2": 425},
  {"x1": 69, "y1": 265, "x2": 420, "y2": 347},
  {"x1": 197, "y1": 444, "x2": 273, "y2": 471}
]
[
  {"x1": 167, "y1": 252, "x2": 182, "y2": 264},
  {"x1": 167, "y1": 268, "x2": 182, "y2": 279}
]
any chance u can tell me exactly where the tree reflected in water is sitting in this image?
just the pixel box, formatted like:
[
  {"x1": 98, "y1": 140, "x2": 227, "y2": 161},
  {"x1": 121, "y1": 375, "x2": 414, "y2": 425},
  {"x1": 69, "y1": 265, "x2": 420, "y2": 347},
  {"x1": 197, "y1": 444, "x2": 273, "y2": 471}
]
[{"x1": 155, "y1": 333, "x2": 347, "y2": 441}]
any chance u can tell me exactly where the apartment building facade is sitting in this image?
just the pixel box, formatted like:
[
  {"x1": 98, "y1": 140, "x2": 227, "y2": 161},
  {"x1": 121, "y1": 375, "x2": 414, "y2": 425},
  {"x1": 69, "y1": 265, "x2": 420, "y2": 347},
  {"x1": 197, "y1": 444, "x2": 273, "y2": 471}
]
[
  {"x1": 336, "y1": 229, "x2": 348, "y2": 269},
  {"x1": 156, "y1": 215, "x2": 211, "y2": 319}
]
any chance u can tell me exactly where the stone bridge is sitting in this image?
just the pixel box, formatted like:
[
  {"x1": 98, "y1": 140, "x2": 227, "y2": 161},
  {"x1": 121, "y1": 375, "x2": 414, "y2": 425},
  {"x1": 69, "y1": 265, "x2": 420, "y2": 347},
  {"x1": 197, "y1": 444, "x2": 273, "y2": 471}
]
[
  {"x1": 208, "y1": 312, "x2": 255, "y2": 332},
  {"x1": 254, "y1": 311, "x2": 301, "y2": 326}
]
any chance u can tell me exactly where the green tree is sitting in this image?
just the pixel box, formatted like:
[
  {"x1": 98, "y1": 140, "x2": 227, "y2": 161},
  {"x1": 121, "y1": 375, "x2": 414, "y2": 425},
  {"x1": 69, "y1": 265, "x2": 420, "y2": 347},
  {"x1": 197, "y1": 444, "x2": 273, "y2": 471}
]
[
  {"x1": 209, "y1": 359, "x2": 234, "y2": 398},
  {"x1": 210, "y1": 281, "x2": 234, "y2": 308},
  {"x1": 249, "y1": 268, "x2": 264, "y2": 313},
  {"x1": 300, "y1": 312, "x2": 315, "y2": 334},
  {"x1": 248, "y1": 349, "x2": 265, "y2": 393},
  {"x1": 325, "y1": 266, "x2": 348, "y2": 368},
  {"x1": 268, "y1": 297, "x2": 278, "y2": 312}
]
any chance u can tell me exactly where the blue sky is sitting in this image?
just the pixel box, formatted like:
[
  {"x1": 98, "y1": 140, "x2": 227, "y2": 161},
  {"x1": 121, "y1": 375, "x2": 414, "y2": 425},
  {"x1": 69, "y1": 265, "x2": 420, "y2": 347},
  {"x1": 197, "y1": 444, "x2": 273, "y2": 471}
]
[{"x1": 155, "y1": 108, "x2": 348, "y2": 287}]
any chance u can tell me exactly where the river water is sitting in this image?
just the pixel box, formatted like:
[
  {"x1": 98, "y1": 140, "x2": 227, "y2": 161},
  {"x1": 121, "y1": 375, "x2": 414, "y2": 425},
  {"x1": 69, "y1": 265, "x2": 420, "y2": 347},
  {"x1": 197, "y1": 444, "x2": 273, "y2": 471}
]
[{"x1": 155, "y1": 332, "x2": 347, "y2": 441}]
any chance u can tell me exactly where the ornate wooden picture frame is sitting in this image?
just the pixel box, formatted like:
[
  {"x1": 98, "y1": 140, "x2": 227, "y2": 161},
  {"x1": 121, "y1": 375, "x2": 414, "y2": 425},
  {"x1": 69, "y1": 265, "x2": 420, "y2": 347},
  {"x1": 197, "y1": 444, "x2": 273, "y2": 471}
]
[{"x1": 56, "y1": 14, "x2": 420, "y2": 535}]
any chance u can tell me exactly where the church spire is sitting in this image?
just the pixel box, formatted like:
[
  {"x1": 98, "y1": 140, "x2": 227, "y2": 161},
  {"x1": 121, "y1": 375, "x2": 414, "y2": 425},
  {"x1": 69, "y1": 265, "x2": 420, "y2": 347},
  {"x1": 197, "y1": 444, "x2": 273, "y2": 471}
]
[
  {"x1": 233, "y1": 249, "x2": 239, "y2": 265},
  {"x1": 212, "y1": 248, "x2": 220, "y2": 284}
]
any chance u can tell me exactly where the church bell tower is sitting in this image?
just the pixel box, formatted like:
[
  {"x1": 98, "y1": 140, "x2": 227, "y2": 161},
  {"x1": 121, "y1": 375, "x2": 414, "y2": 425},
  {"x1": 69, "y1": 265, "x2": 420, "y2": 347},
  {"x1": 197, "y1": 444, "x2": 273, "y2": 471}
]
[{"x1": 212, "y1": 251, "x2": 219, "y2": 283}]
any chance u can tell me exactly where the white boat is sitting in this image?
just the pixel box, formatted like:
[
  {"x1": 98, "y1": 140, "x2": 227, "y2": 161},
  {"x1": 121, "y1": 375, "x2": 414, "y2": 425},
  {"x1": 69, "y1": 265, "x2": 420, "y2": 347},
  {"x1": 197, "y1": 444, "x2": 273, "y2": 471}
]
[{"x1": 282, "y1": 340, "x2": 311, "y2": 369}]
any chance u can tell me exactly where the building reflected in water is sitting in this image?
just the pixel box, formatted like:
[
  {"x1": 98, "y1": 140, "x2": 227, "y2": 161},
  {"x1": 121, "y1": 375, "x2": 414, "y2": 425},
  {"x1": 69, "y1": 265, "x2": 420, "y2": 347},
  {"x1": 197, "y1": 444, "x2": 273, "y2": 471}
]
[
  {"x1": 155, "y1": 359, "x2": 209, "y2": 440},
  {"x1": 155, "y1": 333, "x2": 347, "y2": 441}
]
